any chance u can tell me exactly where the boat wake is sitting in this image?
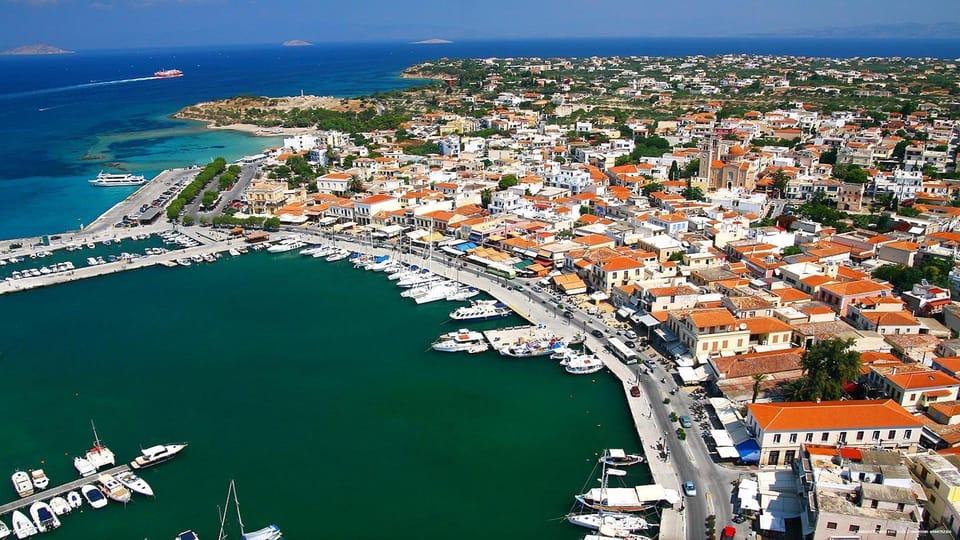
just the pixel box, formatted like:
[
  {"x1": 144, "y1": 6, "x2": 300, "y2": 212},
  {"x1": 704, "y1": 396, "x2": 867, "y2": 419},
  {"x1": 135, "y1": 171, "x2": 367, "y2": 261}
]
[{"x1": 0, "y1": 76, "x2": 162, "y2": 100}]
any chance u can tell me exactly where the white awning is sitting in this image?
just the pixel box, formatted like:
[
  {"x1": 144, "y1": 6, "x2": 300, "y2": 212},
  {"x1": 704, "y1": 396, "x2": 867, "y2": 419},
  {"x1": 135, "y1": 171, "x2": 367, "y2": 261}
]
[
  {"x1": 711, "y1": 430, "x2": 735, "y2": 447},
  {"x1": 717, "y1": 446, "x2": 740, "y2": 459},
  {"x1": 677, "y1": 366, "x2": 708, "y2": 384},
  {"x1": 317, "y1": 216, "x2": 337, "y2": 225},
  {"x1": 589, "y1": 291, "x2": 610, "y2": 301},
  {"x1": 278, "y1": 213, "x2": 308, "y2": 223},
  {"x1": 616, "y1": 306, "x2": 636, "y2": 318},
  {"x1": 406, "y1": 229, "x2": 428, "y2": 239}
]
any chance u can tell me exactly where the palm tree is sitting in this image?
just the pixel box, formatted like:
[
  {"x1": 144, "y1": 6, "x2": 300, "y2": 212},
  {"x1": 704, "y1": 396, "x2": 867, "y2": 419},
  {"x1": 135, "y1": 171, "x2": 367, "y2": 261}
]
[{"x1": 751, "y1": 373, "x2": 767, "y2": 403}]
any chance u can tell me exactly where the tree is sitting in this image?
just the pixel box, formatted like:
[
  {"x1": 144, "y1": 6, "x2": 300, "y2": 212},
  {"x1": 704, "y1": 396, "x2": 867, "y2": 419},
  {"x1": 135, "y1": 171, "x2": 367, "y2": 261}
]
[
  {"x1": 682, "y1": 185, "x2": 705, "y2": 201},
  {"x1": 641, "y1": 182, "x2": 664, "y2": 197},
  {"x1": 772, "y1": 169, "x2": 790, "y2": 198},
  {"x1": 751, "y1": 373, "x2": 767, "y2": 403},
  {"x1": 788, "y1": 338, "x2": 861, "y2": 402},
  {"x1": 348, "y1": 175, "x2": 365, "y2": 193},
  {"x1": 668, "y1": 251, "x2": 684, "y2": 262},
  {"x1": 182, "y1": 215, "x2": 195, "y2": 226},
  {"x1": 579, "y1": 205, "x2": 594, "y2": 216},
  {"x1": 480, "y1": 188, "x2": 492, "y2": 209},
  {"x1": 819, "y1": 148, "x2": 837, "y2": 165},
  {"x1": 669, "y1": 161, "x2": 680, "y2": 181},
  {"x1": 681, "y1": 158, "x2": 700, "y2": 179},
  {"x1": 781, "y1": 245, "x2": 803, "y2": 256},
  {"x1": 498, "y1": 174, "x2": 519, "y2": 190}
]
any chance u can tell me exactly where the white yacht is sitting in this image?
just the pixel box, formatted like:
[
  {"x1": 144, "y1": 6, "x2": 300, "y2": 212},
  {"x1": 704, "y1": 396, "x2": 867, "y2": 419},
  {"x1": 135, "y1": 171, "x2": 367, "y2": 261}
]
[
  {"x1": 567, "y1": 511, "x2": 650, "y2": 533},
  {"x1": 11, "y1": 510, "x2": 36, "y2": 539},
  {"x1": 561, "y1": 352, "x2": 605, "y2": 375},
  {"x1": 48, "y1": 497, "x2": 71, "y2": 516},
  {"x1": 325, "y1": 249, "x2": 350, "y2": 262},
  {"x1": 431, "y1": 329, "x2": 489, "y2": 353},
  {"x1": 88, "y1": 171, "x2": 147, "y2": 187},
  {"x1": 29, "y1": 469, "x2": 48, "y2": 490},
  {"x1": 28, "y1": 501, "x2": 59, "y2": 533},
  {"x1": 130, "y1": 443, "x2": 187, "y2": 470},
  {"x1": 81, "y1": 484, "x2": 108, "y2": 509},
  {"x1": 85, "y1": 421, "x2": 116, "y2": 470},
  {"x1": 449, "y1": 300, "x2": 513, "y2": 321},
  {"x1": 311, "y1": 245, "x2": 334, "y2": 258},
  {"x1": 11, "y1": 471, "x2": 33, "y2": 498},
  {"x1": 74, "y1": 456, "x2": 96, "y2": 477},
  {"x1": 97, "y1": 473, "x2": 131, "y2": 503},
  {"x1": 387, "y1": 265, "x2": 417, "y2": 280},
  {"x1": 396, "y1": 272, "x2": 443, "y2": 288},
  {"x1": 414, "y1": 281, "x2": 461, "y2": 304},
  {"x1": 116, "y1": 470, "x2": 154, "y2": 496},
  {"x1": 267, "y1": 238, "x2": 305, "y2": 253},
  {"x1": 445, "y1": 285, "x2": 480, "y2": 302}
]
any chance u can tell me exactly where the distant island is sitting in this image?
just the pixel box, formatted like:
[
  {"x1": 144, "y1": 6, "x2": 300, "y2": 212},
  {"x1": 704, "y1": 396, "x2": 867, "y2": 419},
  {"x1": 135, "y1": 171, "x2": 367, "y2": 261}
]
[
  {"x1": 411, "y1": 38, "x2": 453, "y2": 45},
  {"x1": 1, "y1": 43, "x2": 73, "y2": 55},
  {"x1": 282, "y1": 40, "x2": 312, "y2": 47}
]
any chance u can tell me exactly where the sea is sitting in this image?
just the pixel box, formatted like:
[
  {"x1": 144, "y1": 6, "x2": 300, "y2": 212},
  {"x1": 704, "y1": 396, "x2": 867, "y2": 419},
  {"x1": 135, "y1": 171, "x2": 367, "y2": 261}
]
[{"x1": 0, "y1": 37, "x2": 959, "y2": 538}]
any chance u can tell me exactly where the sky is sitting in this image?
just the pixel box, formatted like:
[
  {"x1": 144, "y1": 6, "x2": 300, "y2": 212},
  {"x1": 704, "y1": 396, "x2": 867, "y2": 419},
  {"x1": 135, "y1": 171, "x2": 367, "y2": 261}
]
[{"x1": 1, "y1": 0, "x2": 959, "y2": 50}]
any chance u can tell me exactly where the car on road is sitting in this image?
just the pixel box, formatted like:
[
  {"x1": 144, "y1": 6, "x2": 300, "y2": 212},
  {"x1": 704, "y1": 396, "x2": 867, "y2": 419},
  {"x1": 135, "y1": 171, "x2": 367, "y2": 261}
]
[
  {"x1": 679, "y1": 415, "x2": 693, "y2": 428},
  {"x1": 513, "y1": 284, "x2": 524, "y2": 291},
  {"x1": 563, "y1": 310, "x2": 574, "y2": 319},
  {"x1": 683, "y1": 480, "x2": 696, "y2": 496},
  {"x1": 625, "y1": 341, "x2": 635, "y2": 348},
  {"x1": 531, "y1": 285, "x2": 542, "y2": 292},
  {"x1": 591, "y1": 329, "x2": 604, "y2": 338},
  {"x1": 630, "y1": 386, "x2": 641, "y2": 397},
  {"x1": 643, "y1": 358, "x2": 656, "y2": 368},
  {"x1": 625, "y1": 330, "x2": 637, "y2": 340}
]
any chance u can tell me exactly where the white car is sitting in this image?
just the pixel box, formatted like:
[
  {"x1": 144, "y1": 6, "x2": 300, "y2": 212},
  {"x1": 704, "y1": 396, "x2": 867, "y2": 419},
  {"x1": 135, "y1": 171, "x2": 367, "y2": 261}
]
[{"x1": 684, "y1": 480, "x2": 697, "y2": 496}]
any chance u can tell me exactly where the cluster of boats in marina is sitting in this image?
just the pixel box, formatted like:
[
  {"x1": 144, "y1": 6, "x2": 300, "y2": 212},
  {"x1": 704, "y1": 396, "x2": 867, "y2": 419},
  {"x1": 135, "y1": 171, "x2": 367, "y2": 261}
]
[
  {"x1": 175, "y1": 252, "x2": 222, "y2": 266},
  {"x1": 3, "y1": 423, "x2": 187, "y2": 538},
  {"x1": 5, "y1": 262, "x2": 75, "y2": 280},
  {"x1": 159, "y1": 230, "x2": 200, "y2": 249},
  {"x1": 566, "y1": 450, "x2": 655, "y2": 540}
]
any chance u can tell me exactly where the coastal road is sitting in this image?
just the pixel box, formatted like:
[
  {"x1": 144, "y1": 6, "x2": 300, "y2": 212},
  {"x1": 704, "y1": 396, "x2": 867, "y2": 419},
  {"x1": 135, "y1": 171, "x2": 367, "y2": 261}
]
[
  {"x1": 205, "y1": 163, "x2": 258, "y2": 217},
  {"x1": 85, "y1": 168, "x2": 198, "y2": 235}
]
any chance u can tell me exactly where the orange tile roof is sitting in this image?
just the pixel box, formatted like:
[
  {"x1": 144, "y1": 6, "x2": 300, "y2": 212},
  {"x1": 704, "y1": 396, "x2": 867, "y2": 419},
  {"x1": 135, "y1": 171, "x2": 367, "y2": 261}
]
[
  {"x1": 883, "y1": 241, "x2": 920, "y2": 251},
  {"x1": 771, "y1": 287, "x2": 811, "y2": 303},
  {"x1": 820, "y1": 279, "x2": 892, "y2": 297},
  {"x1": 885, "y1": 370, "x2": 960, "y2": 390},
  {"x1": 748, "y1": 399, "x2": 922, "y2": 432},
  {"x1": 742, "y1": 316, "x2": 793, "y2": 334},
  {"x1": 600, "y1": 256, "x2": 645, "y2": 272},
  {"x1": 687, "y1": 309, "x2": 737, "y2": 329}
]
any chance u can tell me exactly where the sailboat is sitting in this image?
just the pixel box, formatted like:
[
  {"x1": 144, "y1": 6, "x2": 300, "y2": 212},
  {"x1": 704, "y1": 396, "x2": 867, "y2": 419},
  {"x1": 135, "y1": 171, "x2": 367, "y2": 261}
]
[
  {"x1": 85, "y1": 420, "x2": 115, "y2": 470},
  {"x1": 575, "y1": 461, "x2": 651, "y2": 513},
  {"x1": 217, "y1": 480, "x2": 282, "y2": 540}
]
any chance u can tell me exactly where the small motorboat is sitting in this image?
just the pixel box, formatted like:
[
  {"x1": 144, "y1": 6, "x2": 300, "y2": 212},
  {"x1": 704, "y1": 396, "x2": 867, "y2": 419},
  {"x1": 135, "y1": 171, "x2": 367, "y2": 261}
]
[
  {"x1": 11, "y1": 471, "x2": 33, "y2": 498},
  {"x1": 28, "y1": 501, "x2": 60, "y2": 533},
  {"x1": 98, "y1": 473, "x2": 131, "y2": 503},
  {"x1": 11, "y1": 510, "x2": 36, "y2": 539},
  {"x1": 74, "y1": 456, "x2": 97, "y2": 477},
  {"x1": 30, "y1": 469, "x2": 49, "y2": 490},
  {"x1": 81, "y1": 484, "x2": 108, "y2": 509},
  {"x1": 48, "y1": 497, "x2": 71, "y2": 516},
  {"x1": 598, "y1": 448, "x2": 644, "y2": 467},
  {"x1": 116, "y1": 470, "x2": 154, "y2": 497},
  {"x1": 66, "y1": 491, "x2": 83, "y2": 509},
  {"x1": 0, "y1": 517, "x2": 10, "y2": 539}
]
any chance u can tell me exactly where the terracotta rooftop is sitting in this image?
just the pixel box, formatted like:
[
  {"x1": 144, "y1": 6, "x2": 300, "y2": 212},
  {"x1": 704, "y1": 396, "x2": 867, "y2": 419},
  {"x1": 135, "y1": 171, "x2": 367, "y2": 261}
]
[{"x1": 748, "y1": 400, "x2": 922, "y2": 432}]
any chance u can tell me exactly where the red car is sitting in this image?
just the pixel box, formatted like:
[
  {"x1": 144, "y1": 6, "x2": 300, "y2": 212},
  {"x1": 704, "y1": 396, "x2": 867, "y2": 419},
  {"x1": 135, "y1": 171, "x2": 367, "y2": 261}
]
[
  {"x1": 630, "y1": 386, "x2": 641, "y2": 397},
  {"x1": 721, "y1": 525, "x2": 736, "y2": 540}
]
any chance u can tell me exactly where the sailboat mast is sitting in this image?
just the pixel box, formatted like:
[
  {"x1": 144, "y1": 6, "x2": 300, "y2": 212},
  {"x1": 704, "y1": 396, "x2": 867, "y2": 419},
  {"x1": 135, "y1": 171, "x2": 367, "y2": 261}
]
[
  {"x1": 90, "y1": 420, "x2": 101, "y2": 447},
  {"x1": 217, "y1": 482, "x2": 233, "y2": 540},
  {"x1": 233, "y1": 480, "x2": 246, "y2": 534}
]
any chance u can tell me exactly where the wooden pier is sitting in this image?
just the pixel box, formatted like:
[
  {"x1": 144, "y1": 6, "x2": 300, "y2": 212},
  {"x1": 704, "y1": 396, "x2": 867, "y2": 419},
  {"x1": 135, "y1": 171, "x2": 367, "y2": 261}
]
[{"x1": 0, "y1": 464, "x2": 130, "y2": 517}]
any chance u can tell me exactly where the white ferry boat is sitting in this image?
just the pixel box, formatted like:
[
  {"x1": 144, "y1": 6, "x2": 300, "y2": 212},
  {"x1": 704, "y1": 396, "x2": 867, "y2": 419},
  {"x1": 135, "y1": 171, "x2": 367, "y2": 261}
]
[
  {"x1": 449, "y1": 300, "x2": 513, "y2": 321},
  {"x1": 431, "y1": 329, "x2": 488, "y2": 353},
  {"x1": 88, "y1": 171, "x2": 147, "y2": 187},
  {"x1": 129, "y1": 443, "x2": 187, "y2": 470}
]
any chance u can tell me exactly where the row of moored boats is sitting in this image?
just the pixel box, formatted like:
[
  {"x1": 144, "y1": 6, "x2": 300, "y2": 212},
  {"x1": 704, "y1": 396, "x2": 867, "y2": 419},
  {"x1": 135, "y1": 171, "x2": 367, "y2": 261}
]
[{"x1": 566, "y1": 449, "x2": 654, "y2": 540}]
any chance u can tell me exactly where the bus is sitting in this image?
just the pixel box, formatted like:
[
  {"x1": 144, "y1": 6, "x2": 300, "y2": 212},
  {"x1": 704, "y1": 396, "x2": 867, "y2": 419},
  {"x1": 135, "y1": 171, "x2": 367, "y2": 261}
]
[
  {"x1": 607, "y1": 337, "x2": 637, "y2": 365},
  {"x1": 485, "y1": 262, "x2": 517, "y2": 280}
]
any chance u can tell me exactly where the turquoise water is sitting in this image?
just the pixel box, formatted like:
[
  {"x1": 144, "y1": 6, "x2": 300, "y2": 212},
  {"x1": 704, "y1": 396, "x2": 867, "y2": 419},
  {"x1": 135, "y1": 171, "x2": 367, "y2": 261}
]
[{"x1": 0, "y1": 252, "x2": 646, "y2": 538}]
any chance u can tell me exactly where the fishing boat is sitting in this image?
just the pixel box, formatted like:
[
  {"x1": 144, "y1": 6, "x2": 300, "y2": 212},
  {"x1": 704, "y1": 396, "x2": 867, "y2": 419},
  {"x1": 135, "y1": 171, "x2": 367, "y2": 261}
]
[
  {"x1": 449, "y1": 299, "x2": 513, "y2": 321},
  {"x1": 431, "y1": 329, "x2": 488, "y2": 353},
  {"x1": 81, "y1": 484, "x2": 108, "y2": 509},
  {"x1": 116, "y1": 470, "x2": 154, "y2": 496},
  {"x1": 575, "y1": 465, "x2": 651, "y2": 513},
  {"x1": 48, "y1": 497, "x2": 70, "y2": 516},
  {"x1": 130, "y1": 442, "x2": 187, "y2": 469},
  {"x1": 74, "y1": 456, "x2": 97, "y2": 477},
  {"x1": 502, "y1": 336, "x2": 566, "y2": 358},
  {"x1": 217, "y1": 480, "x2": 282, "y2": 540},
  {"x1": 566, "y1": 511, "x2": 650, "y2": 532},
  {"x1": 66, "y1": 491, "x2": 83, "y2": 509},
  {"x1": 85, "y1": 421, "x2": 116, "y2": 469},
  {"x1": 28, "y1": 501, "x2": 60, "y2": 533},
  {"x1": 97, "y1": 473, "x2": 131, "y2": 503},
  {"x1": 11, "y1": 510, "x2": 37, "y2": 539},
  {"x1": 0, "y1": 518, "x2": 10, "y2": 539},
  {"x1": 11, "y1": 471, "x2": 33, "y2": 498},
  {"x1": 598, "y1": 449, "x2": 644, "y2": 467},
  {"x1": 30, "y1": 469, "x2": 49, "y2": 490}
]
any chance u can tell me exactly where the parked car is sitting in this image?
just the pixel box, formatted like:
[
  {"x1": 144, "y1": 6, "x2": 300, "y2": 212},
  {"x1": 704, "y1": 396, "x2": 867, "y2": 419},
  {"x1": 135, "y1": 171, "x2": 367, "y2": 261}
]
[
  {"x1": 683, "y1": 480, "x2": 697, "y2": 496},
  {"x1": 591, "y1": 329, "x2": 604, "y2": 338},
  {"x1": 563, "y1": 311, "x2": 574, "y2": 319},
  {"x1": 630, "y1": 386, "x2": 641, "y2": 397},
  {"x1": 625, "y1": 330, "x2": 637, "y2": 340},
  {"x1": 679, "y1": 415, "x2": 692, "y2": 428}
]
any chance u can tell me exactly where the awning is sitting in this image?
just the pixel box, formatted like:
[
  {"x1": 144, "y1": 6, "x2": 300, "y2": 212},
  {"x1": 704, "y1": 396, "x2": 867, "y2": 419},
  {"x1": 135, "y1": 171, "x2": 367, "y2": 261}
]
[
  {"x1": 589, "y1": 291, "x2": 609, "y2": 301},
  {"x1": 711, "y1": 430, "x2": 735, "y2": 447},
  {"x1": 513, "y1": 260, "x2": 534, "y2": 269},
  {"x1": 636, "y1": 313, "x2": 661, "y2": 328},
  {"x1": 456, "y1": 242, "x2": 478, "y2": 251},
  {"x1": 717, "y1": 446, "x2": 740, "y2": 459},
  {"x1": 677, "y1": 366, "x2": 708, "y2": 384},
  {"x1": 617, "y1": 306, "x2": 636, "y2": 318},
  {"x1": 759, "y1": 513, "x2": 785, "y2": 532},
  {"x1": 735, "y1": 439, "x2": 761, "y2": 463},
  {"x1": 279, "y1": 213, "x2": 308, "y2": 224},
  {"x1": 654, "y1": 328, "x2": 679, "y2": 343}
]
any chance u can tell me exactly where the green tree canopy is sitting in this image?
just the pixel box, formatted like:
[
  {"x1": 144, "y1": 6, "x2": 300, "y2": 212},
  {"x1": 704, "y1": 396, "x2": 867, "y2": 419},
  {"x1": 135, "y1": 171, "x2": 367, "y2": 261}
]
[
  {"x1": 498, "y1": 174, "x2": 519, "y2": 190},
  {"x1": 641, "y1": 182, "x2": 665, "y2": 197},
  {"x1": 787, "y1": 338, "x2": 862, "y2": 402}
]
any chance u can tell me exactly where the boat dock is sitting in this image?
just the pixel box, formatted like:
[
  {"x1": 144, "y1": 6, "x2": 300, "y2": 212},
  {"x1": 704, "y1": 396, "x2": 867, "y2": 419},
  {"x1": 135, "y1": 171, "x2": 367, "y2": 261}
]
[
  {"x1": 482, "y1": 325, "x2": 572, "y2": 355},
  {"x1": 0, "y1": 463, "x2": 130, "y2": 517}
]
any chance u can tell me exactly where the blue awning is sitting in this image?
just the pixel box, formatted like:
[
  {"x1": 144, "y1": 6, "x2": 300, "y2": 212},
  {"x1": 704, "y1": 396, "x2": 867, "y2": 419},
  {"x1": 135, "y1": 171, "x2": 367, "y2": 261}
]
[
  {"x1": 455, "y1": 242, "x2": 478, "y2": 251},
  {"x1": 735, "y1": 439, "x2": 761, "y2": 463}
]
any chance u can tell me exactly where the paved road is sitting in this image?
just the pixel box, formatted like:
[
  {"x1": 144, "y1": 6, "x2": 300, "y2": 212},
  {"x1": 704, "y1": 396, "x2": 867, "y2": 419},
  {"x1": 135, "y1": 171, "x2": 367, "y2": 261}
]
[
  {"x1": 205, "y1": 164, "x2": 258, "y2": 217},
  {"x1": 86, "y1": 168, "x2": 198, "y2": 235}
]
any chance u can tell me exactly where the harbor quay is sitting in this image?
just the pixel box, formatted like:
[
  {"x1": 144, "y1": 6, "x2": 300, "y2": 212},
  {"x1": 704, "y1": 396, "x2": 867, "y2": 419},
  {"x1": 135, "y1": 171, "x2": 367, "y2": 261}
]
[{"x1": 0, "y1": 464, "x2": 130, "y2": 517}]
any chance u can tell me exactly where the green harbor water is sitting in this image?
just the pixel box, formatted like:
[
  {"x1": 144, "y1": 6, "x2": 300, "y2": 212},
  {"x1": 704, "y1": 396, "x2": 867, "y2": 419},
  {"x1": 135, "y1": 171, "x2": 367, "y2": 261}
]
[{"x1": 0, "y1": 251, "x2": 648, "y2": 539}]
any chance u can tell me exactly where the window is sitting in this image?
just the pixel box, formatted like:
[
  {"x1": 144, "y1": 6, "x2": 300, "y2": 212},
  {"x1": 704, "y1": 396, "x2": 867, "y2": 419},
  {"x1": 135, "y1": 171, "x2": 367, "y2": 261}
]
[
  {"x1": 856, "y1": 431, "x2": 864, "y2": 441},
  {"x1": 875, "y1": 525, "x2": 882, "y2": 534},
  {"x1": 888, "y1": 430, "x2": 896, "y2": 439},
  {"x1": 773, "y1": 434, "x2": 781, "y2": 443},
  {"x1": 826, "y1": 522, "x2": 838, "y2": 530},
  {"x1": 737, "y1": 339, "x2": 743, "y2": 347},
  {"x1": 805, "y1": 433, "x2": 813, "y2": 442},
  {"x1": 905, "y1": 429, "x2": 912, "y2": 439},
  {"x1": 910, "y1": 393, "x2": 917, "y2": 401},
  {"x1": 887, "y1": 530, "x2": 897, "y2": 537},
  {"x1": 821, "y1": 432, "x2": 829, "y2": 442},
  {"x1": 849, "y1": 525, "x2": 860, "y2": 533},
  {"x1": 789, "y1": 434, "x2": 797, "y2": 443},
  {"x1": 839, "y1": 432, "x2": 847, "y2": 442},
  {"x1": 768, "y1": 451, "x2": 780, "y2": 465},
  {"x1": 931, "y1": 495, "x2": 937, "y2": 505},
  {"x1": 873, "y1": 431, "x2": 880, "y2": 441}
]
